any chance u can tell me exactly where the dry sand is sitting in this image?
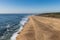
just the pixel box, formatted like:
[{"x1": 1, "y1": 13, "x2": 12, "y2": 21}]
[{"x1": 16, "y1": 16, "x2": 60, "y2": 40}]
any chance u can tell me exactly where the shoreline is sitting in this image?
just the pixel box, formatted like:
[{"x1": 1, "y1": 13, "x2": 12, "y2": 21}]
[{"x1": 10, "y1": 16, "x2": 29, "y2": 40}]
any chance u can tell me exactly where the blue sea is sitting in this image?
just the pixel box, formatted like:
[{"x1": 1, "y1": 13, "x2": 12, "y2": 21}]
[{"x1": 0, "y1": 14, "x2": 32, "y2": 40}]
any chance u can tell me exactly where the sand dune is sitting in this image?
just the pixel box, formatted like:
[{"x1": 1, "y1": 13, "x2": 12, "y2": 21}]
[{"x1": 16, "y1": 16, "x2": 60, "y2": 40}]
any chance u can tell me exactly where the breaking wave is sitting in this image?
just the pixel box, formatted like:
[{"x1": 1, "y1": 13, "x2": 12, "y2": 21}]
[{"x1": 10, "y1": 17, "x2": 29, "y2": 40}]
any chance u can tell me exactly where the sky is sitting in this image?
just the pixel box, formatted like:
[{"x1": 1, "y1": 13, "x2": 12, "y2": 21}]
[{"x1": 0, "y1": 0, "x2": 60, "y2": 13}]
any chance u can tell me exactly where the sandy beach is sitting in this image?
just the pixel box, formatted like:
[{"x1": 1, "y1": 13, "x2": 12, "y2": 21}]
[{"x1": 16, "y1": 16, "x2": 60, "y2": 40}]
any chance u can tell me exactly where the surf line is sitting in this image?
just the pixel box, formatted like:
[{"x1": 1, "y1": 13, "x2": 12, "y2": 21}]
[{"x1": 10, "y1": 16, "x2": 29, "y2": 40}]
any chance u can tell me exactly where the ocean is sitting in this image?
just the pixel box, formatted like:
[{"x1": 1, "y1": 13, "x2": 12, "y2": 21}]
[{"x1": 0, "y1": 14, "x2": 32, "y2": 40}]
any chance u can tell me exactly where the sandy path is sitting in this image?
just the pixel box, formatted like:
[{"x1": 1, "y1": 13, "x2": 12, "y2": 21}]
[{"x1": 16, "y1": 16, "x2": 60, "y2": 40}]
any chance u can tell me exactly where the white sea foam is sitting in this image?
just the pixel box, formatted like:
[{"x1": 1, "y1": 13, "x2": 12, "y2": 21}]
[
  {"x1": 6, "y1": 24, "x2": 10, "y2": 28},
  {"x1": 10, "y1": 17, "x2": 29, "y2": 40}
]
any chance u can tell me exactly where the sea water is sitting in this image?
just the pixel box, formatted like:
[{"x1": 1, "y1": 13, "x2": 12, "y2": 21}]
[{"x1": 0, "y1": 14, "x2": 32, "y2": 40}]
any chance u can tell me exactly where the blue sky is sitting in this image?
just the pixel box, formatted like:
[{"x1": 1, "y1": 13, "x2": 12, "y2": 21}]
[{"x1": 0, "y1": 0, "x2": 60, "y2": 13}]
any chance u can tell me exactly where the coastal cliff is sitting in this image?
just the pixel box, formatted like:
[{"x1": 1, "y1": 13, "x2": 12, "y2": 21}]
[{"x1": 16, "y1": 16, "x2": 60, "y2": 40}]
